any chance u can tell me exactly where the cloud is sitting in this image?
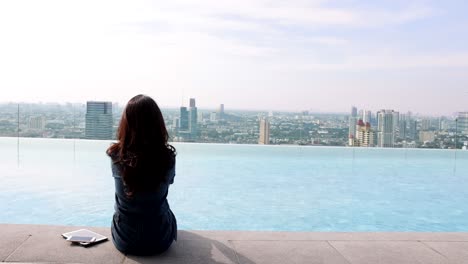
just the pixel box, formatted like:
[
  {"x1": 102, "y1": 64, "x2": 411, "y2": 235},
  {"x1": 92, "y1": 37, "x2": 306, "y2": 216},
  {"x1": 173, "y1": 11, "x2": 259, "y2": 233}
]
[
  {"x1": 277, "y1": 52, "x2": 468, "y2": 71},
  {"x1": 0, "y1": 0, "x2": 465, "y2": 113},
  {"x1": 145, "y1": 0, "x2": 436, "y2": 29},
  {"x1": 301, "y1": 37, "x2": 350, "y2": 46},
  {"x1": 353, "y1": 4, "x2": 437, "y2": 27}
]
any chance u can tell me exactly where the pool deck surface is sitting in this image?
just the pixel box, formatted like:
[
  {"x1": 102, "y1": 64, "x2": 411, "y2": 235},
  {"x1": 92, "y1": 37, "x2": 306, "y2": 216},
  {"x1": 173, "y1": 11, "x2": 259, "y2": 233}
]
[{"x1": 1, "y1": 224, "x2": 468, "y2": 264}]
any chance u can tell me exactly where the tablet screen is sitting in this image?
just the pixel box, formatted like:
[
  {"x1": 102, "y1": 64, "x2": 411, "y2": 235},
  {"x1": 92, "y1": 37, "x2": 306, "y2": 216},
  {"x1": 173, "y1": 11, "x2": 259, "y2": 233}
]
[{"x1": 67, "y1": 236, "x2": 96, "y2": 243}]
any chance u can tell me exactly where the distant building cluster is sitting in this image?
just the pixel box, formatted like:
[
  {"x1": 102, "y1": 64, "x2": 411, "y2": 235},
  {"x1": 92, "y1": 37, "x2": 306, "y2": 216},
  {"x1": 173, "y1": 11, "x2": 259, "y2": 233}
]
[
  {"x1": 348, "y1": 106, "x2": 376, "y2": 147},
  {"x1": 347, "y1": 105, "x2": 467, "y2": 149},
  {"x1": 175, "y1": 98, "x2": 198, "y2": 141},
  {"x1": 1, "y1": 101, "x2": 466, "y2": 149}
]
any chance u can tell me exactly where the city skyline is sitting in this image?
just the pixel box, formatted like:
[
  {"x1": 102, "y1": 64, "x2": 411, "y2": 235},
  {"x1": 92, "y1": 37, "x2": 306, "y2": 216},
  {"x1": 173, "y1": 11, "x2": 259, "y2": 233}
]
[
  {"x1": 0, "y1": 99, "x2": 463, "y2": 118},
  {"x1": 1, "y1": 100, "x2": 466, "y2": 149},
  {"x1": 0, "y1": 1, "x2": 468, "y2": 115}
]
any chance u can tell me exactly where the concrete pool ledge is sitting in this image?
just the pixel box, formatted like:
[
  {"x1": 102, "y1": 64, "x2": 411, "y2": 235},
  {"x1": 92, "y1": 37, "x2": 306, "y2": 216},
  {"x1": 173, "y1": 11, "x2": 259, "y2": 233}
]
[{"x1": 1, "y1": 224, "x2": 468, "y2": 264}]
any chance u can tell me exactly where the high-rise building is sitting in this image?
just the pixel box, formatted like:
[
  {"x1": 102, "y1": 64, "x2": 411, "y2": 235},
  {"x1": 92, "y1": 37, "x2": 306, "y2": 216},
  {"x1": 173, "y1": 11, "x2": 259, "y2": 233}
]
[
  {"x1": 189, "y1": 98, "x2": 198, "y2": 139},
  {"x1": 421, "y1": 119, "x2": 431, "y2": 131},
  {"x1": 85, "y1": 101, "x2": 113, "y2": 140},
  {"x1": 177, "y1": 99, "x2": 198, "y2": 141},
  {"x1": 210, "y1": 112, "x2": 218, "y2": 122},
  {"x1": 393, "y1": 111, "x2": 400, "y2": 136},
  {"x1": 352, "y1": 120, "x2": 375, "y2": 147},
  {"x1": 179, "y1": 107, "x2": 189, "y2": 131},
  {"x1": 29, "y1": 116, "x2": 45, "y2": 130},
  {"x1": 197, "y1": 111, "x2": 204, "y2": 123},
  {"x1": 358, "y1": 110, "x2": 363, "y2": 119},
  {"x1": 437, "y1": 117, "x2": 443, "y2": 131},
  {"x1": 349, "y1": 106, "x2": 358, "y2": 142},
  {"x1": 441, "y1": 119, "x2": 449, "y2": 131},
  {"x1": 408, "y1": 120, "x2": 418, "y2": 140},
  {"x1": 377, "y1": 110, "x2": 395, "y2": 147},
  {"x1": 398, "y1": 114, "x2": 407, "y2": 140},
  {"x1": 259, "y1": 118, "x2": 270, "y2": 145},
  {"x1": 218, "y1": 104, "x2": 225, "y2": 120},
  {"x1": 351, "y1": 106, "x2": 358, "y2": 117},
  {"x1": 362, "y1": 110, "x2": 372, "y2": 124},
  {"x1": 458, "y1": 112, "x2": 468, "y2": 134},
  {"x1": 189, "y1": 98, "x2": 196, "y2": 108},
  {"x1": 173, "y1": 118, "x2": 180, "y2": 130}
]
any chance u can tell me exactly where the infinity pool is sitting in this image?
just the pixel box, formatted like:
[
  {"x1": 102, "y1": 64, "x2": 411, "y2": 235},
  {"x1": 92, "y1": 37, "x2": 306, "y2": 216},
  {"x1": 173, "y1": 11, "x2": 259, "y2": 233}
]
[{"x1": 1, "y1": 137, "x2": 468, "y2": 231}]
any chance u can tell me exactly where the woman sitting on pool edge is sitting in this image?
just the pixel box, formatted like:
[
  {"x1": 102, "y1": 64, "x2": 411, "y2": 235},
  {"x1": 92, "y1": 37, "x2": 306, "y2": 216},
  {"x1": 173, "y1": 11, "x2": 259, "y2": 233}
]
[{"x1": 107, "y1": 94, "x2": 177, "y2": 255}]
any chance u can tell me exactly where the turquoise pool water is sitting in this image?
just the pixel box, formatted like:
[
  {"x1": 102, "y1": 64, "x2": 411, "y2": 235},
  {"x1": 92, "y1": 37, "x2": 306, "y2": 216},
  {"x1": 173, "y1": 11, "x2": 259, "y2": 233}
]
[{"x1": 1, "y1": 137, "x2": 468, "y2": 231}]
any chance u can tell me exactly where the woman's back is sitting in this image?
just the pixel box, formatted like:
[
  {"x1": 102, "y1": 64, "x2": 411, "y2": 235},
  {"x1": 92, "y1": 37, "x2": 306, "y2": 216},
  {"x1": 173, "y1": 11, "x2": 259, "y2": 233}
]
[
  {"x1": 107, "y1": 94, "x2": 178, "y2": 256},
  {"x1": 111, "y1": 158, "x2": 177, "y2": 255}
]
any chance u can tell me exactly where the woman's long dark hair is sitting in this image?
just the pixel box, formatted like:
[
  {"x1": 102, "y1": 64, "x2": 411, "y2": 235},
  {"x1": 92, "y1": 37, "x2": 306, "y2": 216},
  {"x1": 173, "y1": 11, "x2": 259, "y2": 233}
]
[{"x1": 107, "y1": 94, "x2": 176, "y2": 197}]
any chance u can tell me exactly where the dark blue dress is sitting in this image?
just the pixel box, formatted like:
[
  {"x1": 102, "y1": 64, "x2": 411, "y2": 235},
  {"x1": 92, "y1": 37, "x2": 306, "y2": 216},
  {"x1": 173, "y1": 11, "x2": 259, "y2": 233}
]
[{"x1": 110, "y1": 159, "x2": 177, "y2": 255}]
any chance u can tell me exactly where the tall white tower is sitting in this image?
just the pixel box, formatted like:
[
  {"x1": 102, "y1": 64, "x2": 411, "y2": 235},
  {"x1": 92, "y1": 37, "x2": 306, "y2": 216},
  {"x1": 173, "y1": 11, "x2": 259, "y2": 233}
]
[
  {"x1": 377, "y1": 110, "x2": 395, "y2": 148},
  {"x1": 259, "y1": 118, "x2": 270, "y2": 145}
]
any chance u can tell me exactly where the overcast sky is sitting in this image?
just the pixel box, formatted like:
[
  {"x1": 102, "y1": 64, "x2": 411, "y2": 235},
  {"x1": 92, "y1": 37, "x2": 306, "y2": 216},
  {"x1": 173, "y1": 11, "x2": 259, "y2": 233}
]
[{"x1": 0, "y1": 0, "x2": 467, "y2": 115}]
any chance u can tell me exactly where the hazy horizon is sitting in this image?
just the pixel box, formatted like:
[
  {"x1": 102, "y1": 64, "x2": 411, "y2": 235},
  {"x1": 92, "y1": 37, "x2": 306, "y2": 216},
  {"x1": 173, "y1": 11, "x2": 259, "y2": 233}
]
[
  {"x1": 0, "y1": 100, "x2": 460, "y2": 117},
  {"x1": 1, "y1": 1, "x2": 467, "y2": 115}
]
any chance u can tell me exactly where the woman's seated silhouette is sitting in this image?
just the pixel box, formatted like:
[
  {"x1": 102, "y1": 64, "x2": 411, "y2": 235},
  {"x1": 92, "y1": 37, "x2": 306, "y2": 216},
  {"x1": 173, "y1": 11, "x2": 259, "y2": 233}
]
[{"x1": 107, "y1": 94, "x2": 177, "y2": 255}]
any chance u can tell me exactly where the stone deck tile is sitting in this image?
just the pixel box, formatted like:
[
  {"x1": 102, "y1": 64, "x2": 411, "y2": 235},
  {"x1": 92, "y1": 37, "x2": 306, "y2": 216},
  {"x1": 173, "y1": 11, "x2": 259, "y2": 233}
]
[
  {"x1": 2, "y1": 224, "x2": 468, "y2": 264},
  {"x1": 179, "y1": 230, "x2": 468, "y2": 242},
  {"x1": 232, "y1": 241, "x2": 350, "y2": 264},
  {"x1": 124, "y1": 239, "x2": 239, "y2": 264},
  {"x1": 4, "y1": 225, "x2": 124, "y2": 264},
  {"x1": 0, "y1": 224, "x2": 33, "y2": 261},
  {"x1": 422, "y1": 242, "x2": 468, "y2": 264},
  {"x1": 329, "y1": 241, "x2": 449, "y2": 264}
]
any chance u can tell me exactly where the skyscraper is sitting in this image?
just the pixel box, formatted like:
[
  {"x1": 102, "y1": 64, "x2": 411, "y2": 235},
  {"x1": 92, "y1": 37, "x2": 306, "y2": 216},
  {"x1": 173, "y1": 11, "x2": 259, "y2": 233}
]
[
  {"x1": 189, "y1": 98, "x2": 196, "y2": 108},
  {"x1": 362, "y1": 110, "x2": 372, "y2": 124},
  {"x1": 398, "y1": 114, "x2": 407, "y2": 139},
  {"x1": 189, "y1": 98, "x2": 198, "y2": 139},
  {"x1": 259, "y1": 118, "x2": 270, "y2": 145},
  {"x1": 358, "y1": 110, "x2": 363, "y2": 119},
  {"x1": 179, "y1": 107, "x2": 189, "y2": 131},
  {"x1": 408, "y1": 120, "x2": 418, "y2": 140},
  {"x1": 457, "y1": 112, "x2": 468, "y2": 134},
  {"x1": 354, "y1": 119, "x2": 375, "y2": 147},
  {"x1": 351, "y1": 106, "x2": 358, "y2": 118},
  {"x1": 393, "y1": 111, "x2": 400, "y2": 136},
  {"x1": 85, "y1": 101, "x2": 113, "y2": 140},
  {"x1": 177, "y1": 99, "x2": 198, "y2": 141},
  {"x1": 421, "y1": 119, "x2": 431, "y2": 131},
  {"x1": 437, "y1": 117, "x2": 443, "y2": 131},
  {"x1": 218, "y1": 104, "x2": 225, "y2": 120},
  {"x1": 349, "y1": 106, "x2": 358, "y2": 144},
  {"x1": 377, "y1": 110, "x2": 395, "y2": 148}
]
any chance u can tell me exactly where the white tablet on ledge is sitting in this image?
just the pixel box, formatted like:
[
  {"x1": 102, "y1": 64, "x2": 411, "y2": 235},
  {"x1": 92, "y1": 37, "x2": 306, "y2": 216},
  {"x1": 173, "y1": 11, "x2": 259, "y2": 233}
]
[{"x1": 62, "y1": 229, "x2": 108, "y2": 246}]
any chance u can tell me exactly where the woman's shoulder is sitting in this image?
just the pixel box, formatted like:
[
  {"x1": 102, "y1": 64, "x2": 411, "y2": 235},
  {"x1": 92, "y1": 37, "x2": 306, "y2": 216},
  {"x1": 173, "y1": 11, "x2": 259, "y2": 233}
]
[{"x1": 108, "y1": 151, "x2": 122, "y2": 177}]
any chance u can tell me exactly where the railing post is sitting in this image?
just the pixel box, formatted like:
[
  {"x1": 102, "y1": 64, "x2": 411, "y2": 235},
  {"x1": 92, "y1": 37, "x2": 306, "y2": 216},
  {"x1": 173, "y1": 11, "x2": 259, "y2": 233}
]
[
  {"x1": 17, "y1": 103, "x2": 20, "y2": 167},
  {"x1": 454, "y1": 118, "x2": 458, "y2": 175}
]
